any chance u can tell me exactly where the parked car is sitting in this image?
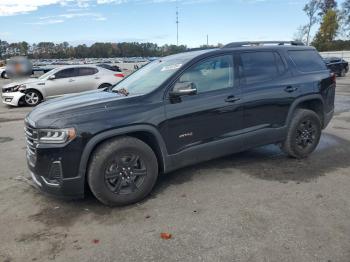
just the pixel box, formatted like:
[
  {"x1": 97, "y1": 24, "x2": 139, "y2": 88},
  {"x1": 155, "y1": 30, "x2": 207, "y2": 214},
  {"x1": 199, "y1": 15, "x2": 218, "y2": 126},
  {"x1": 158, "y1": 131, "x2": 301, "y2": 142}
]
[
  {"x1": 0, "y1": 66, "x2": 7, "y2": 79},
  {"x1": 323, "y1": 57, "x2": 349, "y2": 77},
  {"x1": 96, "y1": 63, "x2": 122, "y2": 72},
  {"x1": 25, "y1": 41, "x2": 335, "y2": 206},
  {"x1": 2, "y1": 65, "x2": 124, "y2": 106}
]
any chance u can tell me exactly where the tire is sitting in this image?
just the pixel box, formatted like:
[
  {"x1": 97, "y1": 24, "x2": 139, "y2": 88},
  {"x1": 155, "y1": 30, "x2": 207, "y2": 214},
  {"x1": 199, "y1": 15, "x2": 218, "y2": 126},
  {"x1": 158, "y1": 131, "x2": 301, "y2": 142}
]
[
  {"x1": 88, "y1": 136, "x2": 159, "y2": 206},
  {"x1": 98, "y1": 83, "x2": 112, "y2": 89},
  {"x1": 340, "y1": 68, "x2": 346, "y2": 77},
  {"x1": 24, "y1": 90, "x2": 42, "y2": 106},
  {"x1": 1, "y1": 71, "x2": 7, "y2": 79},
  {"x1": 281, "y1": 109, "x2": 322, "y2": 159}
]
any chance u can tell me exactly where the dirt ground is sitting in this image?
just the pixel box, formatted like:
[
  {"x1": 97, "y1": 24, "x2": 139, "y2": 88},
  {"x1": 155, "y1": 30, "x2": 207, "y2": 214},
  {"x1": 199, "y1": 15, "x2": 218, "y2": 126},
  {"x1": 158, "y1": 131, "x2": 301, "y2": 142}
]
[{"x1": 0, "y1": 75, "x2": 350, "y2": 262}]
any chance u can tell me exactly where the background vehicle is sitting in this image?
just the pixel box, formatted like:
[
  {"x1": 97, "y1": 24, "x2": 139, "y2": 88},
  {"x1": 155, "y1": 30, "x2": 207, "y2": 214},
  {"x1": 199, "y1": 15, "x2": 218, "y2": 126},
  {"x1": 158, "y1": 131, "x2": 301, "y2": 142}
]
[
  {"x1": 97, "y1": 63, "x2": 122, "y2": 72},
  {"x1": 25, "y1": 41, "x2": 335, "y2": 206},
  {"x1": 0, "y1": 66, "x2": 7, "y2": 79},
  {"x1": 323, "y1": 57, "x2": 349, "y2": 77},
  {"x1": 5, "y1": 56, "x2": 33, "y2": 78},
  {"x1": 2, "y1": 65, "x2": 124, "y2": 106}
]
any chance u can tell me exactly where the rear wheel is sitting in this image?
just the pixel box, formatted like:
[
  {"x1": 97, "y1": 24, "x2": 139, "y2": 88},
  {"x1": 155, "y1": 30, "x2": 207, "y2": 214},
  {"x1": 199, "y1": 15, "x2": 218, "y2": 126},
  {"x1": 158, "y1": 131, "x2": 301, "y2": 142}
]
[
  {"x1": 24, "y1": 90, "x2": 42, "y2": 106},
  {"x1": 340, "y1": 68, "x2": 346, "y2": 77},
  {"x1": 88, "y1": 137, "x2": 159, "y2": 206},
  {"x1": 281, "y1": 109, "x2": 321, "y2": 159},
  {"x1": 1, "y1": 71, "x2": 7, "y2": 79}
]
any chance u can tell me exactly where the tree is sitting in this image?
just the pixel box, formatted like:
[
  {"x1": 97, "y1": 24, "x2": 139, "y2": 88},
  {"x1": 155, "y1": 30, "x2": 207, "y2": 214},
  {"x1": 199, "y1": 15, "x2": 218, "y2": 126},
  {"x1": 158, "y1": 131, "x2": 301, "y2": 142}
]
[
  {"x1": 293, "y1": 25, "x2": 308, "y2": 43},
  {"x1": 303, "y1": 0, "x2": 322, "y2": 45},
  {"x1": 312, "y1": 9, "x2": 339, "y2": 50},
  {"x1": 340, "y1": 0, "x2": 350, "y2": 37},
  {"x1": 319, "y1": 0, "x2": 337, "y2": 17}
]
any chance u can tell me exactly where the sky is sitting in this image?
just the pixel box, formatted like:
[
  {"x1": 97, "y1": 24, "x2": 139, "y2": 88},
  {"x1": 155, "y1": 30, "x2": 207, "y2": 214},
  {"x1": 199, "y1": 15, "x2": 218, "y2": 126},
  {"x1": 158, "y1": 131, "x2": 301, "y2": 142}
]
[{"x1": 0, "y1": 0, "x2": 339, "y2": 47}]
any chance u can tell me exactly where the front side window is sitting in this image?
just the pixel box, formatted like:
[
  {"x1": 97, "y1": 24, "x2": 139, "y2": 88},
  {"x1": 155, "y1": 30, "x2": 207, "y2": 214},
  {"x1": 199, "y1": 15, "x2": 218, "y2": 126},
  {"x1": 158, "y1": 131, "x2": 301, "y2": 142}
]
[
  {"x1": 240, "y1": 51, "x2": 283, "y2": 85},
  {"x1": 177, "y1": 55, "x2": 234, "y2": 94},
  {"x1": 55, "y1": 68, "x2": 76, "y2": 79}
]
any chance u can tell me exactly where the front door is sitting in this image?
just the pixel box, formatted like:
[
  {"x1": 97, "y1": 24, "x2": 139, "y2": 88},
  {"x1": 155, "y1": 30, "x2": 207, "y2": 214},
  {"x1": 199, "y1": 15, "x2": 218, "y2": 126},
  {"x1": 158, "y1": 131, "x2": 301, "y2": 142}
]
[{"x1": 164, "y1": 54, "x2": 243, "y2": 155}]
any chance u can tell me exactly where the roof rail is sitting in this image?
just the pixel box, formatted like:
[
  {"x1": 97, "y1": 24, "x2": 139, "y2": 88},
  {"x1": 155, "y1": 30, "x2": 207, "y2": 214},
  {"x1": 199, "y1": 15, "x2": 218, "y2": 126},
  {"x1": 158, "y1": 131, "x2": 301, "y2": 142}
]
[{"x1": 223, "y1": 41, "x2": 305, "y2": 48}]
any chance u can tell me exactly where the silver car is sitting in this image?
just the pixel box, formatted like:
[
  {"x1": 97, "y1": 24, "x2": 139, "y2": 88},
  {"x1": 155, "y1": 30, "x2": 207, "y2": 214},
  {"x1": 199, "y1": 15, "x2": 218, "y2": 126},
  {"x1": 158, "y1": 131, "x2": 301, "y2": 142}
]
[{"x1": 1, "y1": 65, "x2": 124, "y2": 106}]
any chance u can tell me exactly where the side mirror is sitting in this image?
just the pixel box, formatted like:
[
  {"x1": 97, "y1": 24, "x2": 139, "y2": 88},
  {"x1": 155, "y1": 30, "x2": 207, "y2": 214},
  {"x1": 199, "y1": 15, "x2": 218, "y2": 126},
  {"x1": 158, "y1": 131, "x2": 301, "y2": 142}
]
[
  {"x1": 48, "y1": 75, "x2": 56, "y2": 80},
  {"x1": 170, "y1": 81, "x2": 197, "y2": 97}
]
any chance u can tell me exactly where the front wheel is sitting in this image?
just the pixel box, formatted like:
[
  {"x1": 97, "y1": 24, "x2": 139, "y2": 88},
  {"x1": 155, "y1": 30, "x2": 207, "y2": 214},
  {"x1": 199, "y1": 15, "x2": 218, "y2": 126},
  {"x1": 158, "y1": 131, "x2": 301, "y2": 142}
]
[
  {"x1": 281, "y1": 109, "x2": 321, "y2": 159},
  {"x1": 24, "y1": 90, "x2": 42, "y2": 106},
  {"x1": 88, "y1": 137, "x2": 159, "y2": 206}
]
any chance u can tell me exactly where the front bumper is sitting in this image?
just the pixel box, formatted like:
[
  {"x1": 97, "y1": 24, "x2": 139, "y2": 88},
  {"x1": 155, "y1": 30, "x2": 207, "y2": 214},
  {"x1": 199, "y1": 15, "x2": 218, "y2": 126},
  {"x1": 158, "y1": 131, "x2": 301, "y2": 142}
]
[
  {"x1": 25, "y1": 125, "x2": 85, "y2": 199},
  {"x1": 1, "y1": 91, "x2": 24, "y2": 106}
]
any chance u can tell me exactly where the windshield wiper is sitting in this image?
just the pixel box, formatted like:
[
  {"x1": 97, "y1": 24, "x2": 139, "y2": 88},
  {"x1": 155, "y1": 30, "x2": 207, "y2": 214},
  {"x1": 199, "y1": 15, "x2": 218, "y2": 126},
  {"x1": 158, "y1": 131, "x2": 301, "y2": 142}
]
[{"x1": 112, "y1": 88, "x2": 129, "y2": 96}]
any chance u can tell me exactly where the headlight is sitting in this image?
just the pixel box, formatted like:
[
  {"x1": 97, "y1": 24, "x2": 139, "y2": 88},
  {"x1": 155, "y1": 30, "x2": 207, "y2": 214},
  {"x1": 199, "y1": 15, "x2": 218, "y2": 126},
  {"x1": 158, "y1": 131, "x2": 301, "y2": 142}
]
[
  {"x1": 38, "y1": 128, "x2": 76, "y2": 144},
  {"x1": 12, "y1": 84, "x2": 26, "y2": 92}
]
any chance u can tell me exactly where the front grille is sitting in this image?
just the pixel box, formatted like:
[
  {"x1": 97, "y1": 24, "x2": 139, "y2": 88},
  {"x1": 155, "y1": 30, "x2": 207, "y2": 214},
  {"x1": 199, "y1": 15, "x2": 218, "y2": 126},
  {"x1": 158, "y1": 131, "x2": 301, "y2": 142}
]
[{"x1": 25, "y1": 125, "x2": 38, "y2": 165}]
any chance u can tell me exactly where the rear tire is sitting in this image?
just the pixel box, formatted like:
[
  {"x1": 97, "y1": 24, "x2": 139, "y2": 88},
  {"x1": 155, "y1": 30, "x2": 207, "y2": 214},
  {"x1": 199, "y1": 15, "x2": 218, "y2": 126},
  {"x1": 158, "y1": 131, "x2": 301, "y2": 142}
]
[
  {"x1": 88, "y1": 137, "x2": 159, "y2": 206},
  {"x1": 281, "y1": 109, "x2": 321, "y2": 159},
  {"x1": 340, "y1": 68, "x2": 346, "y2": 77},
  {"x1": 1, "y1": 71, "x2": 7, "y2": 79}
]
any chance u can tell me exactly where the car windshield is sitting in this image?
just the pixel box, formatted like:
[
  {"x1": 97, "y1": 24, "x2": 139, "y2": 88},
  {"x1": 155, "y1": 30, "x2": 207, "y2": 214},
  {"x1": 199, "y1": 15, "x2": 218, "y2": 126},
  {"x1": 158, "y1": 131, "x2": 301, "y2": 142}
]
[{"x1": 111, "y1": 58, "x2": 188, "y2": 95}]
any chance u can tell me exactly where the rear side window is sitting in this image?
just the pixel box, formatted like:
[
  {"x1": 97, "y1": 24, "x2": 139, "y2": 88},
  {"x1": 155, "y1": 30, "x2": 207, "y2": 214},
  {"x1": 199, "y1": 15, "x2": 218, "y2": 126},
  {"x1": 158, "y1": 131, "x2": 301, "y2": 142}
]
[
  {"x1": 288, "y1": 50, "x2": 327, "y2": 72},
  {"x1": 240, "y1": 51, "x2": 285, "y2": 85},
  {"x1": 78, "y1": 67, "x2": 98, "y2": 76}
]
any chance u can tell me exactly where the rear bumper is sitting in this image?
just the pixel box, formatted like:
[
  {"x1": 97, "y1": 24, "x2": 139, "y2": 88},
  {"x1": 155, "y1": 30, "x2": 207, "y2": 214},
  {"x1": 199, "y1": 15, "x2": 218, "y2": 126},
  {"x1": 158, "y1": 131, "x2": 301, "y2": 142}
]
[{"x1": 1, "y1": 91, "x2": 24, "y2": 106}]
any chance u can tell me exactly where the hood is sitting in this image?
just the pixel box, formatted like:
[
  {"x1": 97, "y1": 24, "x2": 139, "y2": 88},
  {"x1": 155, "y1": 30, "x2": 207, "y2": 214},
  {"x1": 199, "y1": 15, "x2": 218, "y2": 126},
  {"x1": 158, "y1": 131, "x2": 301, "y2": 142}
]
[
  {"x1": 26, "y1": 89, "x2": 134, "y2": 128},
  {"x1": 3, "y1": 78, "x2": 43, "y2": 89}
]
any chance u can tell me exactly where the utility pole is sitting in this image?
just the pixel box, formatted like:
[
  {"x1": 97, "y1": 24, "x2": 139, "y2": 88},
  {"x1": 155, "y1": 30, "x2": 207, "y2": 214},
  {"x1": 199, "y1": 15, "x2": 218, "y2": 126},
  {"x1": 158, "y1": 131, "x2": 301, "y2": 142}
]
[
  {"x1": 206, "y1": 34, "x2": 209, "y2": 46},
  {"x1": 176, "y1": 1, "x2": 179, "y2": 46}
]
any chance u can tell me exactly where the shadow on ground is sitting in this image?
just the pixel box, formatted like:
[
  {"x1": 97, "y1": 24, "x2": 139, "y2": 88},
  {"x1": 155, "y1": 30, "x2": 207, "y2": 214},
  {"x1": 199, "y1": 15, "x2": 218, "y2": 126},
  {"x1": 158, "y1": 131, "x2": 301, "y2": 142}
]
[{"x1": 27, "y1": 133, "x2": 350, "y2": 227}]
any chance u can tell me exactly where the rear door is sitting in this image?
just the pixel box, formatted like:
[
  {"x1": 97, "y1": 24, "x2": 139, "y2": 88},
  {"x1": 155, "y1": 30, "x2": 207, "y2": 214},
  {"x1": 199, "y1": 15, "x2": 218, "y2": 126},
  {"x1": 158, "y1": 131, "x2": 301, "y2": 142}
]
[
  {"x1": 238, "y1": 50, "x2": 297, "y2": 131},
  {"x1": 73, "y1": 67, "x2": 100, "y2": 92}
]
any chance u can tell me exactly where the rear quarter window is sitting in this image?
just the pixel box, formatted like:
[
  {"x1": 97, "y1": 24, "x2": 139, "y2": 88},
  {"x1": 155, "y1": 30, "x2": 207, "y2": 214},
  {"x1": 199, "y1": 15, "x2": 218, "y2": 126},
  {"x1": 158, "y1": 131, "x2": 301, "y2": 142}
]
[{"x1": 288, "y1": 50, "x2": 327, "y2": 72}]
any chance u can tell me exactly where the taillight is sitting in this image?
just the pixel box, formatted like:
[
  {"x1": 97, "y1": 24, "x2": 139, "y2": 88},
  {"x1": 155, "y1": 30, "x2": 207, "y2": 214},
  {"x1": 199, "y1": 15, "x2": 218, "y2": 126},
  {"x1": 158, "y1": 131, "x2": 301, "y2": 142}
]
[
  {"x1": 331, "y1": 73, "x2": 336, "y2": 84},
  {"x1": 114, "y1": 73, "x2": 124, "y2": 78}
]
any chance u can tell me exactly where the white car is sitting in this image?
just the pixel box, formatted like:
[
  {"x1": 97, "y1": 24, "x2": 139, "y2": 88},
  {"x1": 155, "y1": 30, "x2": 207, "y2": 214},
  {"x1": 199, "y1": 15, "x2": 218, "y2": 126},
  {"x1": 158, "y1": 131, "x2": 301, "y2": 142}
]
[
  {"x1": 0, "y1": 67, "x2": 7, "y2": 78},
  {"x1": 1, "y1": 65, "x2": 124, "y2": 106}
]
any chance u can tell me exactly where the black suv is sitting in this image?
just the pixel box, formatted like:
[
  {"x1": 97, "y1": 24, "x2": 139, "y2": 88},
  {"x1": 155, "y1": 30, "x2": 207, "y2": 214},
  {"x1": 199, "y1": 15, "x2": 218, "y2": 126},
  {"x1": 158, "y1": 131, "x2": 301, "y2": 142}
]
[
  {"x1": 323, "y1": 57, "x2": 349, "y2": 77},
  {"x1": 25, "y1": 41, "x2": 335, "y2": 206}
]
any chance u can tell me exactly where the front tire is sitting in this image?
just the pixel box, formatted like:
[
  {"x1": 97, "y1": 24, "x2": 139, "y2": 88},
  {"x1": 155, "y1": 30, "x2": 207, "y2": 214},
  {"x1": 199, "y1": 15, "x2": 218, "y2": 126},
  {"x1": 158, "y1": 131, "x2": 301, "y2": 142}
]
[
  {"x1": 340, "y1": 68, "x2": 346, "y2": 77},
  {"x1": 24, "y1": 90, "x2": 42, "y2": 106},
  {"x1": 281, "y1": 109, "x2": 321, "y2": 159},
  {"x1": 88, "y1": 137, "x2": 159, "y2": 206},
  {"x1": 1, "y1": 71, "x2": 7, "y2": 79}
]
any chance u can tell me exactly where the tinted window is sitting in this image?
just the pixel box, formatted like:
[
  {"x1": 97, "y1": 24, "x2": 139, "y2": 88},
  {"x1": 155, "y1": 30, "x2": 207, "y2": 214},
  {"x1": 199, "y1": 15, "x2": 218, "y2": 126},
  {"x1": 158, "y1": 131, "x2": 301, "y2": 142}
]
[
  {"x1": 240, "y1": 51, "x2": 283, "y2": 85},
  {"x1": 78, "y1": 67, "x2": 98, "y2": 76},
  {"x1": 55, "y1": 68, "x2": 77, "y2": 79},
  {"x1": 177, "y1": 55, "x2": 234, "y2": 93},
  {"x1": 288, "y1": 50, "x2": 327, "y2": 72}
]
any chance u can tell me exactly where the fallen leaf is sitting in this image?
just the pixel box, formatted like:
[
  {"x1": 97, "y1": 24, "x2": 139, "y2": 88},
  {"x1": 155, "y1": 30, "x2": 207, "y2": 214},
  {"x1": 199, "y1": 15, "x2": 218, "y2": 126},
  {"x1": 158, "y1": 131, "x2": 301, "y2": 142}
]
[
  {"x1": 160, "y1": 233, "x2": 172, "y2": 240},
  {"x1": 92, "y1": 239, "x2": 100, "y2": 244}
]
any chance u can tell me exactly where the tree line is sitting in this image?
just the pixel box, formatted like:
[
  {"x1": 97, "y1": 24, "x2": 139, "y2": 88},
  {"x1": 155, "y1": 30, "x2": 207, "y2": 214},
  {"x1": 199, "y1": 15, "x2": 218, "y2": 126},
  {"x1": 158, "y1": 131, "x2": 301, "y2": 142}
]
[
  {"x1": 0, "y1": 40, "x2": 221, "y2": 59},
  {"x1": 296, "y1": 0, "x2": 350, "y2": 51}
]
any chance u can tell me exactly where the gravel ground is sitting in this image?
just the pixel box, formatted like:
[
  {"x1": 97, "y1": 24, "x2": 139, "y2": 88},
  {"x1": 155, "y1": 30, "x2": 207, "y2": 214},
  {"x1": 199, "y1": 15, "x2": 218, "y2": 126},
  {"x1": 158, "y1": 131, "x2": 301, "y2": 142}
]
[{"x1": 0, "y1": 74, "x2": 350, "y2": 262}]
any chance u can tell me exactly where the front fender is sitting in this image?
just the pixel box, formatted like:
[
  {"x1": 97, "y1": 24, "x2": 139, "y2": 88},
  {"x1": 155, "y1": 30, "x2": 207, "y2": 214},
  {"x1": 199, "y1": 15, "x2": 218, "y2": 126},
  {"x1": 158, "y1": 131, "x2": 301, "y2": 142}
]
[{"x1": 77, "y1": 124, "x2": 170, "y2": 183}]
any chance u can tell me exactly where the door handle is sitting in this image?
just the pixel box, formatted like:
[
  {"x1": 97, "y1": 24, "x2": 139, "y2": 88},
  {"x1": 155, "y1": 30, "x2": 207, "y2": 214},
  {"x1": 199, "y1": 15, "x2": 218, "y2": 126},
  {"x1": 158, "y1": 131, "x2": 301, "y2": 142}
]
[
  {"x1": 95, "y1": 77, "x2": 100, "y2": 79},
  {"x1": 68, "y1": 79, "x2": 75, "y2": 82},
  {"x1": 225, "y1": 95, "x2": 241, "y2": 103},
  {"x1": 284, "y1": 86, "x2": 297, "y2": 93}
]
